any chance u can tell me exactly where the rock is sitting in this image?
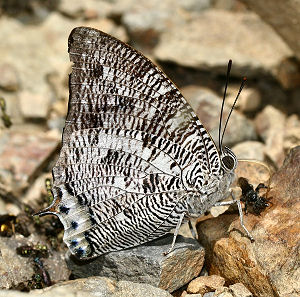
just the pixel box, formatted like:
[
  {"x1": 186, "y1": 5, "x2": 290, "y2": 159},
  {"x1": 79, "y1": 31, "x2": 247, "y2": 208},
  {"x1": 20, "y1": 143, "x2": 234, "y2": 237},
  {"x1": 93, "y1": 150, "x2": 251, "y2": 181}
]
[
  {"x1": 232, "y1": 141, "x2": 265, "y2": 162},
  {"x1": 196, "y1": 146, "x2": 300, "y2": 297},
  {"x1": 0, "y1": 129, "x2": 59, "y2": 199},
  {"x1": 233, "y1": 158, "x2": 272, "y2": 188},
  {"x1": 276, "y1": 57, "x2": 300, "y2": 89},
  {"x1": 178, "y1": 218, "x2": 197, "y2": 239},
  {"x1": 229, "y1": 283, "x2": 253, "y2": 297},
  {"x1": 154, "y1": 9, "x2": 292, "y2": 78},
  {"x1": 0, "y1": 16, "x2": 55, "y2": 120},
  {"x1": 182, "y1": 86, "x2": 257, "y2": 146},
  {"x1": 240, "y1": 0, "x2": 300, "y2": 61},
  {"x1": 177, "y1": 0, "x2": 211, "y2": 12},
  {"x1": 0, "y1": 0, "x2": 59, "y2": 19},
  {"x1": 0, "y1": 233, "x2": 70, "y2": 289},
  {"x1": 0, "y1": 276, "x2": 173, "y2": 297},
  {"x1": 226, "y1": 86, "x2": 261, "y2": 113},
  {"x1": 0, "y1": 92, "x2": 22, "y2": 126},
  {"x1": 214, "y1": 287, "x2": 234, "y2": 297},
  {"x1": 0, "y1": 13, "x2": 127, "y2": 124},
  {"x1": 22, "y1": 172, "x2": 52, "y2": 207},
  {"x1": 254, "y1": 105, "x2": 286, "y2": 166},
  {"x1": 19, "y1": 91, "x2": 51, "y2": 120},
  {"x1": 120, "y1": 0, "x2": 211, "y2": 49},
  {"x1": 58, "y1": 0, "x2": 111, "y2": 19},
  {"x1": 187, "y1": 275, "x2": 225, "y2": 294},
  {"x1": 0, "y1": 198, "x2": 7, "y2": 214},
  {"x1": 291, "y1": 88, "x2": 300, "y2": 113},
  {"x1": 0, "y1": 63, "x2": 19, "y2": 92},
  {"x1": 283, "y1": 114, "x2": 300, "y2": 153},
  {"x1": 121, "y1": 0, "x2": 174, "y2": 49},
  {"x1": 212, "y1": 0, "x2": 242, "y2": 10},
  {"x1": 67, "y1": 235, "x2": 205, "y2": 293}
]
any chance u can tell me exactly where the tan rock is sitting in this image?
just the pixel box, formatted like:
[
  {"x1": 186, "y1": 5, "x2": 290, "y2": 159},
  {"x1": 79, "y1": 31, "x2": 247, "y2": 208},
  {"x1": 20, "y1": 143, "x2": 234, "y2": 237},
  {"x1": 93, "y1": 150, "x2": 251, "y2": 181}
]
[
  {"x1": 232, "y1": 141, "x2": 265, "y2": 162},
  {"x1": 233, "y1": 158, "x2": 273, "y2": 189},
  {"x1": 283, "y1": 114, "x2": 300, "y2": 153},
  {"x1": 0, "y1": 130, "x2": 59, "y2": 199},
  {"x1": 58, "y1": 0, "x2": 112, "y2": 19},
  {"x1": 214, "y1": 286, "x2": 234, "y2": 297},
  {"x1": 226, "y1": 86, "x2": 261, "y2": 113},
  {"x1": 187, "y1": 275, "x2": 225, "y2": 294},
  {"x1": 276, "y1": 57, "x2": 300, "y2": 89},
  {"x1": 0, "y1": 63, "x2": 19, "y2": 92},
  {"x1": 197, "y1": 146, "x2": 300, "y2": 297},
  {"x1": 240, "y1": 0, "x2": 300, "y2": 61},
  {"x1": 229, "y1": 283, "x2": 252, "y2": 297},
  {"x1": 0, "y1": 12, "x2": 127, "y2": 124},
  {"x1": 255, "y1": 105, "x2": 286, "y2": 166},
  {"x1": 182, "y1": 86, "x2": 257, "y2": 147},
  {"x1": 154, "y1": 10, "x2": 292, "y2": 78},
  {"x1": 19, "y1": 91, "x2": 51, "y2": 119}
]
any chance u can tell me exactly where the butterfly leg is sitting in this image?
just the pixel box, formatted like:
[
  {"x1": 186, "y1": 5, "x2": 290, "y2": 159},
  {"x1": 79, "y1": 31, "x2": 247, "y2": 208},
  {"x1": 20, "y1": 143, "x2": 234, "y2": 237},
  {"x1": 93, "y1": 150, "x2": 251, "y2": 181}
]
[
  {"x1": 213, "y1": 191, "x2": 254, "y2": 242},
  {"x1": 188, "y1": 220, "x2": 197, "y2": 240},
  {"x1": 164, "y1": 212, "x2": 185, "y2": 256}
]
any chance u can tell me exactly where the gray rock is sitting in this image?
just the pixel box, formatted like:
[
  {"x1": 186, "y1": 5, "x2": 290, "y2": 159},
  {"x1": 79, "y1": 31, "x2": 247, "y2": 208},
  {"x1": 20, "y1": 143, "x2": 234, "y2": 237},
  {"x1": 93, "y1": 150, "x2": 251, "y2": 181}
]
[
  {"x1": 0, "y1": 276, "x2": 172, "y2": 297},
  {"x1": 154, "y1": 9, "x2": 292, "y2": 78},
  {"x1": 121, "y1": 0, "x2": 210, "y2": 49},
  {"x1": 182, "y1": 86, "x2": 257, "y2": 147},
  {"x1": 177, "y1": 0, "x2": 211, "y2": 12},
  {"x1": 67, "y1": 235, "x2": 205, "y2": 293},
  {"x1": 0, "y1": 234, "x2": 70, "y2": 289}
]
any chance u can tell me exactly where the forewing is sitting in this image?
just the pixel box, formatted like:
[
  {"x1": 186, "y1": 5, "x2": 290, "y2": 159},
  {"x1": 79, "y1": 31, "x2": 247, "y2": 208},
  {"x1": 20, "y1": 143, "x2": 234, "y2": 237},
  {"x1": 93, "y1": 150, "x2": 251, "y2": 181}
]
[
  {"x1": 66, "y1": 27, "x2": 220, "y2": 174},
  {"x1": 49, "y1": 27, "x2": 220, "y2": 258}
]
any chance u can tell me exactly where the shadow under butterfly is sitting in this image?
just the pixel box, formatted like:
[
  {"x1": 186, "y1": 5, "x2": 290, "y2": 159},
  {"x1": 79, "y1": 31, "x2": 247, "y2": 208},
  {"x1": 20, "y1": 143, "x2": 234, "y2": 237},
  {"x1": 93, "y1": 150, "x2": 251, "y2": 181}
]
[{"x1": 35, "y1": 26, "x2": 259, "y2": 260}]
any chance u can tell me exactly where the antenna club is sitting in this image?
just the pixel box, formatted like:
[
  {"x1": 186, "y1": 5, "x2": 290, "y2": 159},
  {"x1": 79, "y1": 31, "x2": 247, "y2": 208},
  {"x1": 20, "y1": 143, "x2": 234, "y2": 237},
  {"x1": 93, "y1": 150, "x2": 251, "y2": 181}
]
[
  {"x1": 228, "y1": 60, "x2": 232, "y2": 71},
  {"x1": 243, "y1": 76, "x2": 247, "y2": 81}
]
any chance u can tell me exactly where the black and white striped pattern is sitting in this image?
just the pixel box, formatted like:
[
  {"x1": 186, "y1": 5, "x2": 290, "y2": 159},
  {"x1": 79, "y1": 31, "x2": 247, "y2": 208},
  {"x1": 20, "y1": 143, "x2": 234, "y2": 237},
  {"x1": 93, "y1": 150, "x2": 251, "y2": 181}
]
[{"x1": 44, "y1": 27, "x2": 234, "y2": 259}]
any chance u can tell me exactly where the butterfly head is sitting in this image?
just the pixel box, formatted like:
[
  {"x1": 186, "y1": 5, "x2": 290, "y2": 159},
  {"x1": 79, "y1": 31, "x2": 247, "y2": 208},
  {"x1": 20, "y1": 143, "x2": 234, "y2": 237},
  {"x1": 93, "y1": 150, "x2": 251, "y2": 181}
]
[{"x1": 220, "y1": 146, "x2": 237, "y2": 173}]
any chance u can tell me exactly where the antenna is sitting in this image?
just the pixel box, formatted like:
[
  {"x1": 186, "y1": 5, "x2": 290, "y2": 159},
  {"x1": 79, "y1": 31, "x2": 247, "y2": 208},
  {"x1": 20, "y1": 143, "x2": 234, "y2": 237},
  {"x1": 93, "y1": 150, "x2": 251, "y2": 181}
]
[
  {"x1": 220, "y1": 76, "x2": 247, "y2": 147},
  {"x1": 218, "y1": 60, "x2": 232, "y2": 153}
]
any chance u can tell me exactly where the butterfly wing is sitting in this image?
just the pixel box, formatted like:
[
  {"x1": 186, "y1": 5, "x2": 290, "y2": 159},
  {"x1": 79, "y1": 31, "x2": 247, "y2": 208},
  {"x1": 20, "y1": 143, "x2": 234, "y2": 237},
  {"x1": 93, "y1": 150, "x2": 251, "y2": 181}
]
[{"x1": 49, "y1": 27, "x2": 221, "y2": 258}]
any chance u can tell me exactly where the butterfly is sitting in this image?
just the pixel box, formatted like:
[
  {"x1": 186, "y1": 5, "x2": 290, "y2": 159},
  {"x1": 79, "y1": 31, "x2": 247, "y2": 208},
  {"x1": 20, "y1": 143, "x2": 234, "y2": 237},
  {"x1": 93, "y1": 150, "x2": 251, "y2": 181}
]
[{"x1": 36, "y1": 26, "x2": 252, "y2": 259}]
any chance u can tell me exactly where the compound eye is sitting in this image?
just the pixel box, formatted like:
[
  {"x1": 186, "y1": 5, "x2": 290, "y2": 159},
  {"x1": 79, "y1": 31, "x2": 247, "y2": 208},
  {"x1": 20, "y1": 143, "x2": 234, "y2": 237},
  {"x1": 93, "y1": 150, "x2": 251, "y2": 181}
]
[{"x1": 222, "y1": 155, "x2": 236, "y2": 171}]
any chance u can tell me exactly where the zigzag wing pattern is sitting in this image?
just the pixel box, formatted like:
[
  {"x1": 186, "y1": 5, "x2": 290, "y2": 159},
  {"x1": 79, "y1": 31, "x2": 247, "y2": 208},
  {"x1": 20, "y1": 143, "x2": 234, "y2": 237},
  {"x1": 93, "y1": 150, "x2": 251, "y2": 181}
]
[{"x1": 49, "y1": 27, "x2": 221, "y2": 258}]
